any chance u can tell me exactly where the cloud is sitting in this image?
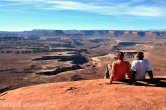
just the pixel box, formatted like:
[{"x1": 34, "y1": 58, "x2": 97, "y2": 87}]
[
  {"x1": 43, "y1": 0, "x2": 166, "y2": 17},
  {"x1": 1, "y1": 0, "x2": 166, "y2": 17},
  {"x1": 128, "y1": 6, "x2": 164, "y2": 17}
]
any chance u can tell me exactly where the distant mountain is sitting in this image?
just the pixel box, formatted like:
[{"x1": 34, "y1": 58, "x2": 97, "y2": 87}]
[
  {"x1": 63, "y1": 30, "x2": 81, "y2": 34},
  {"x1": 0, "y1": 30, "x2": 166, "y2": 39}
]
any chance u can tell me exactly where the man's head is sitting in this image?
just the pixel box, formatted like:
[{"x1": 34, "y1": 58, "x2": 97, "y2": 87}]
[
  {"x1": 135, "y1": 52, "x2": 144, "y2": 60},
  {"x1": 116, "y1": 52, "x2": 125, "y2": 60}
]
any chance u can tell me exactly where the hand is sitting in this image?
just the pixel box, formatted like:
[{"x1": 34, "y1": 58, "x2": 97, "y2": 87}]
[
  {"x1": 129, "y1": 81, "x2": 133, "y2": 85},
  {"x1": 150, "y1": 78, "x2": 155, "y2": 84},
  {"x1": 109, "y1": 80, "x2": 113, "y2": 85}
]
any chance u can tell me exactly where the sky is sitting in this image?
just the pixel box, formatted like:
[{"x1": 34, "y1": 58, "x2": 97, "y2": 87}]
[{"x1": 0, "y1": 0, "x2": 166, "y2": 31}]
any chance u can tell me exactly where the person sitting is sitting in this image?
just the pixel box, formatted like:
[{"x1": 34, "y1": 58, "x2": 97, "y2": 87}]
[
  {"x1": 131, "y1": 52, "x2": 154, "y2": 84},
  {"x1": 109, "y1": 52, "x2": 131, "y2": 84}
]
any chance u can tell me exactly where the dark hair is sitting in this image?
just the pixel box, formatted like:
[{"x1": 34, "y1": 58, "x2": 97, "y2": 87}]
[
  {"x1": 116, "y1": 51, "x2": 125, "y2": 60},
  {"x1": 136, "y1": 52, "x2": 144, "y2": 59}
]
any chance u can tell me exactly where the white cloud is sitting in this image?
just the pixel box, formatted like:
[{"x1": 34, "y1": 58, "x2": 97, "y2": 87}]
[
  {"x1": 128, "y1": 6, "x2": 164, "y2": 17},
  {"x1": 43, "y1": 0, "x2": 166, "y2": 17},
  {"x1": 1, "y1": 0, "x2": 166, "y2": 17}
]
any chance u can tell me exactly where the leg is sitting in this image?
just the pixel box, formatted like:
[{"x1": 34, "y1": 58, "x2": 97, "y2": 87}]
[{"x1": 104, "y1": 64, "x2": 111, "y2": 79}]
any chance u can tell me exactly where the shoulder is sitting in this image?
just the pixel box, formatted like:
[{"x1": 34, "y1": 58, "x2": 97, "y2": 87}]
[
  {"x1": 143, "y1": 59, "x2": 149, "y2": 62},
  {"x1": 112, "y1": 61, "x2": 118, "y2": 66},
  {"x1": 143, "y1": 59, "x2": 151, "y2": 64},
  {"x1": 123, "y1": 61, "x2": 130, "y2": 65},
  {"x1": 132, "y1": 60, "x2": 139, "y2": 65},
  {"x1": 132, "y1": 60, "x2": 138, "y2": 63},
  {"x1": 124, "y1": 61, "x2": 130, "y2": 63},
  {"x1": 112, "y1": 61, "x2": 117, "y2": 64}
]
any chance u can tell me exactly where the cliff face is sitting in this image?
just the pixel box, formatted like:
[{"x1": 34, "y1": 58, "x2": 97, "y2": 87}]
[{"x1": 0, "y1": 79, "x2": 165, "y2": 110}]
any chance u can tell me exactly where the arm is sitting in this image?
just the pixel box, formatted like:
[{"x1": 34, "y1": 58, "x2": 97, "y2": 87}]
[
  {"x1": 127, "y1": 62, "x2": 131, "y2": 80},
  {"x1": 148, "y1": 71, "x2": 153, "y2": 79},
  {"x1": 131, "y1": 60, "x2": 137, "y2": 84},
  {"x1": 109, "y1": 62, "x2": 116, "y2": 84},
  {"x1": 147, "y1": 71, "x2": 155, "y2": 84},
  {"x1": 109, "y1": 74, "x2": 114, "y2": 84},
  {"x1": 146, "y1": 60, "x2": 154, "y2": 83}
]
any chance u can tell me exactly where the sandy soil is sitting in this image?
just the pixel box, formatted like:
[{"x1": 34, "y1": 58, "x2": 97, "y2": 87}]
[{"x1": 0, "y1": 78, "x2": 165, "y2": 110}]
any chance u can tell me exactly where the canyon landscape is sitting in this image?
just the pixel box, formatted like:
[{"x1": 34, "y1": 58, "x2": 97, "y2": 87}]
[{"x1": 0, "y1": 30, "x2": 165, "y2": 110}]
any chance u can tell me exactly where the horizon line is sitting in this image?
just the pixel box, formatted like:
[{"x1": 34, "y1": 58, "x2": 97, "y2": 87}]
[
  {"x1": 0, "y1": 28, "x2": 166, "y2": 32},
  {"x1": 0, "y1": 29, "x2": 166, "y2": 32}
]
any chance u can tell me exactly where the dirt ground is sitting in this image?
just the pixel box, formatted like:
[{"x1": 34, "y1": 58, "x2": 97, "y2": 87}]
[{"x1": 0, "y1": 78, "x2": 165, "y2": 110}]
